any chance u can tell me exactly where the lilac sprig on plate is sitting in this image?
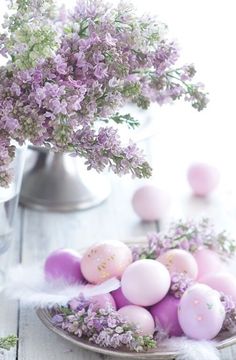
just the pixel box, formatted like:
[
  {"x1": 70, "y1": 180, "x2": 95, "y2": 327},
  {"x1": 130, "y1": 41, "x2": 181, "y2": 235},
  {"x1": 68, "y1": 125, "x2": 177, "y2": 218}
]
[
  {"x1": 132, "y1": 218, "x2": 236, "y2": 261},
  {"x1": 52, "y1": 296, "x2": 156, "y2": 352}
]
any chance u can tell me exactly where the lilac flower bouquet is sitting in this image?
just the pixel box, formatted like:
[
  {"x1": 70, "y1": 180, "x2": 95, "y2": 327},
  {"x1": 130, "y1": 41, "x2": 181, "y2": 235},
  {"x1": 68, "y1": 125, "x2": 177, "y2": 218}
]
[{"x1": 0, "y1": 0, "x2": 208, "y2": 187}]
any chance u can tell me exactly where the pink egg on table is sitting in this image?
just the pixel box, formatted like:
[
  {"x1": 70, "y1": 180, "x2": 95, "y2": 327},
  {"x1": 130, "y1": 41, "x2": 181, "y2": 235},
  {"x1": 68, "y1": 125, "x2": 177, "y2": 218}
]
[
  {"x1": 44, "y1": 248, "x2": 84, "y2": 284},
  {"x1": 193, "y1": 247, "x2": 223, "y2": 280},
  {"x1": 150, "y1": 295, "x2": 183, "y2": 336},
  {"x1": 111, "y1": 287, "x2": 132, "y2": 309},
  {"x1": 199, "y1": 272, "x2": 236, "y2": 301},
  {"x1": 187, "y1": 163, "x2": 220, "y2": 197},
  {"x1": 158, "y1": 249, "x2": 198, "y2": 280},
  {"x1": 178, "y1": 283, "x2": 225, "y2": 340},
  {"x1": 118, "y1": 305, "x2": 155, "y2": 336},
  {"x1": 121, "y1": 259, "x2": 170, "y2": 306},
  {"x1": 80, "y1": 241, "x2": 132, "y2": 284},
  {"x1": 132, "y1": 185, "x2": 170, "y2": 222}
]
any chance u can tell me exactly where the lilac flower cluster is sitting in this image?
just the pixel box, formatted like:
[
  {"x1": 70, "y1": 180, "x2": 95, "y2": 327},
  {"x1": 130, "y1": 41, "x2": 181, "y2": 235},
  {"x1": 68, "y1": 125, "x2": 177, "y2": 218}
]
[
  {"x1": 0, "y1": 0, "x2": 208, "y2": 187},
  {"x1": 52, "y1": 296, "x2": 156, "y2": 352},
  {"x1": 221, "y1": 294, "x2": 236, "y2": 332},
  {"x1": 132, "y1": 219, "x2": 236, "y2": 261},
  {"x1": 169, "y1": 272, "x2": 194, "y2": 299}
]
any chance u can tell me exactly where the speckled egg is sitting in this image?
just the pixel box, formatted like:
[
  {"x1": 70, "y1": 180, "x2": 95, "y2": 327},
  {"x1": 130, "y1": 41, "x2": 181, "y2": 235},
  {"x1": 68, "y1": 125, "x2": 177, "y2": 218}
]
[
  {"x1": 118, "y1": 305, "x2": 155, "y2": 336},
  {"x1": 158, "y1": 249, "x2": 198, "y2": 280},
  {"x1": 121, "y1": 259, "x2": 170, "y2": 306},
  {"x1": 178, "y1": 283, "x2": 225, "y2": 340},
  {"x1": 80, "y1": 241, "x2": 132, "y2": 284}
]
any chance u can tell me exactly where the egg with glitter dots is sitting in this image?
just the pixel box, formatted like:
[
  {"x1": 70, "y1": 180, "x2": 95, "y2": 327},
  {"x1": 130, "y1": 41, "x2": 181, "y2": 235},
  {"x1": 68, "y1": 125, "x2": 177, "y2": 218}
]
[
  {"x1": 158, "y1": 249, "x2": 198, "y2": 280},
  {"x1": 80, "y1": 241, "x2": 132, "y2": 284},
  {"x1": 121, "y1": 259, "x2": 170, "y2": 306},
  {"x1": 199, "y1": 272, "x2": 236, "y2": 302},
  {"x1": 118, "y1": 305, "x2": 155, "y2": 336},
  {"x1": 187, "y1": 163, "x2": 220, "y2": 197},
  {"x1": 178, "y1": 284, "x2": 225, "y2": 340},
  {"x1": 150, "y1": 295, "x2": 183, "y2": 336}
]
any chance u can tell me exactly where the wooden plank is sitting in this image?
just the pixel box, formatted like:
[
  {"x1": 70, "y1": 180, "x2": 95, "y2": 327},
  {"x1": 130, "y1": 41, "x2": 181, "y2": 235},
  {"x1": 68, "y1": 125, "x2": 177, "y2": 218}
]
[
  {"x1": 0, "y1": 208, "x2": 21, "y2": 360},
  {"x1": 17, "y1": 176, "x2": 156, "y2": 360}
]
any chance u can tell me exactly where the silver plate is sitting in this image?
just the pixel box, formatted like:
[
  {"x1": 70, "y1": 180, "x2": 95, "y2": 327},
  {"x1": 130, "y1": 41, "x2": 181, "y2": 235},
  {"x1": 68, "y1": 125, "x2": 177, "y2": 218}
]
[{"x1": 36, "y1": 239, "x2": 236, "y2": 359}]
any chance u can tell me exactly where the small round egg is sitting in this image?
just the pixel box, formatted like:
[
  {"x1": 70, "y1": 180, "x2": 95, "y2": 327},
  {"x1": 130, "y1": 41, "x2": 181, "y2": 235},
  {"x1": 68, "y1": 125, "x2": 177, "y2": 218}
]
[
  {"x1": 193, "y1": 247, "x2": 223, "y2": 280},
  {"x1": 199, "y1": 272, "x2": 236, "y2": 301},
  {"x1": 150, "y1": 295, "x2": 183, "y2": 336},
  {"x1": 158, "y1": 249, "x2": 198, "y2": 280},
  {"x1": 132, "y1": 185, "x2": 170, "y2": 222},
  {"x1": 111, "y1": 287, "x2": 132, "y2": 309},
  {"x1": 80, "y1": 241, "x2": 132, "y2": 284},
  {"x1": 178, "y1": 283, "x2": 225, "y2": 340},
  {"x1": 44, "y1": 248, "x2": 84, "y2": 284},
  {"x1": 187, "y1": 163, "x2": 220, "y2": 197},
  {"x1": 121, "y1": 259, "x2": 170, "y2": 306},
  {"x1": 118, "y1": 305, "x2": 155, "y2": 336},
  {"x1": 69, "y1": 292, "x2": 116, "y2": 311}
]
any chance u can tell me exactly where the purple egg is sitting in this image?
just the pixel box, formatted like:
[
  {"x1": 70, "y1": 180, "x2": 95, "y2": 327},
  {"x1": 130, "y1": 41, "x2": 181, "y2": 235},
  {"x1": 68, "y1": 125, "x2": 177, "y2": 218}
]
[
  {"x1": 150, "y1": 295, "x2": 183, "y2": 336},
  {"x1": 111, "y1": 287, "x2": 132, "y2": 309},
  {"x1": 44, "y1": 248, "x2": 84, "y2": 284}
]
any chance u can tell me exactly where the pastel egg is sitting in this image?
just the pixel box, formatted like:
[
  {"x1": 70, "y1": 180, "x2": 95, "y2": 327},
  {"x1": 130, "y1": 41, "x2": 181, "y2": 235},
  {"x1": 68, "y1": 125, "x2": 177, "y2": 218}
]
[
  {"x1": 132, "y1": 185, "x2": 170, "y2": 221},
  {"x1": 118, "y1": 305, "x2": 155, "y2": 336},
  {"x1": 111, "y1": 287, "x2": 132, "y2": 309},
  {"x1": 193, "y1": 247, "x2": 223, "y2": 280},
  {"x1": 178, "y1": 283, "x2": 225, "y2": 340},
  {"x1": 121, "y1": 259, "x2": 170, "y2": 306},
  {"x1": 187, "y1": 163, "x2": 220, "y2": 197},
  {"x1": 80, "y1": 241, "x2": 132, "y2": 284},
  {"x1": 150, "y1": 295, "x2": 183, "y2": 336},
  {"x1": 69, "y1": 292, "x2": 116, "y2": 311},
  {"x1": 158, "y1": 249, "x2": 198, "y2": 280},
  {"x1": 44, "y1": 248, "x2": 84, "y2": 284},
  {"x1": 199, "y1": 272, "x2": 236, "y2": 301}
]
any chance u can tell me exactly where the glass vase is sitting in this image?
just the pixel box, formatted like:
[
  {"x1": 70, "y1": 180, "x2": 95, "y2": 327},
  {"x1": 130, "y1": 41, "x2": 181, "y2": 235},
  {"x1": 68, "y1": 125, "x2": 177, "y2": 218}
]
[{"x1": 0, "y1": 145, "x2": 26, "y2": 290}]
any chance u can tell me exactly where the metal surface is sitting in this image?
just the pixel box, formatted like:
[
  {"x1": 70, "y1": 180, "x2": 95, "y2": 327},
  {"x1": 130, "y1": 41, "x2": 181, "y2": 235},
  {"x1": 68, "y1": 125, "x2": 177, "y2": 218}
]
[{"x1": 20, "y1": 147, "x2": 111, "y2": 212}]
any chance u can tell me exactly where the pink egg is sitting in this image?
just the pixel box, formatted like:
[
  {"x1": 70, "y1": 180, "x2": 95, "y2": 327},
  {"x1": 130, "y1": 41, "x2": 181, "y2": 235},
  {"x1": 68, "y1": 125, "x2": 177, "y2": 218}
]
[
  {"x1": 44, "y1": 248, "x2": 84, "y2": 284},
  {"x1": 121, "y1": 259, "x2": 170, "y2": 306},
  {"x1": 178, "y1": 284, "x2": 225, "y2": 340},
  {"x1": 80, "y1": 241, "x2": 132, "y2": 284},
  {"x1": 69, "y1": 291, "x2": 116, "y2": 311},
  {"x1": 187, "y1": 163, "x2": 220, "y2": 197},
  {"x1": 111, "y1": 287, "x2": 132, "y2": 309},
  {"x1": 150, "y1": 295, "x2": 183, "y2": 336},
  {"x1": 199, "y1": 272, "x2": 236, "y2": 301},
  {"x1": 158, "y1": 249, "x2": 198, "y2": 280},
  {"x1": 132, "y1": 185, "x2": 170, "y2": 221},
  {"x1": 193, "y1": 247, "x2": 223, "y2": 280},
  {"x1": 118, "y1": 305, "x2": 155, "y2": 336}
]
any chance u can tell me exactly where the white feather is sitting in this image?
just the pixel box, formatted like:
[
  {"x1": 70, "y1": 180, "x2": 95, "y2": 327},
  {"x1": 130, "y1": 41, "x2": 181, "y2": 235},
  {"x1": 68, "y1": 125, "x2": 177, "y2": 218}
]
[
  {"x1": 4, "y1": 264, "x2": 120, "y2": 308},
  {"x1": 164, "y1": 337, "x2": 220, "y2": 360}
]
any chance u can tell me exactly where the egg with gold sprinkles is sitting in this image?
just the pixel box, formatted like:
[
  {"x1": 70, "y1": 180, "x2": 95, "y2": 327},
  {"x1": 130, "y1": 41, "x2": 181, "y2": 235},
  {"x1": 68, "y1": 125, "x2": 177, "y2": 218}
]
[
  {"x1": 80, "y1": 241, "x2": 132, "y2": 284},
  {"x1": 158, "y1": 249, "x2": 198, "y2": 280}
]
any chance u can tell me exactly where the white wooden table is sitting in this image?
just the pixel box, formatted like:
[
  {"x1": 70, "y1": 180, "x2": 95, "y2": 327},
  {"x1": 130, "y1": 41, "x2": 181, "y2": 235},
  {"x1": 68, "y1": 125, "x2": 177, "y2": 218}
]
[{"x1": 2, "y1": 171, "x2": 236, "y2": 359}]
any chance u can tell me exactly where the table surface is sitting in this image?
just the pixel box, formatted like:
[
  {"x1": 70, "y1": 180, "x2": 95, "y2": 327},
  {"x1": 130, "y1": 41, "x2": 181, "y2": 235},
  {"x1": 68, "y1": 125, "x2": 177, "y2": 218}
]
[{"x1": 2, "y1": 169, "x2": 236, "y2": 360}]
